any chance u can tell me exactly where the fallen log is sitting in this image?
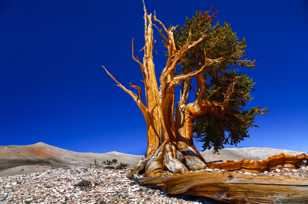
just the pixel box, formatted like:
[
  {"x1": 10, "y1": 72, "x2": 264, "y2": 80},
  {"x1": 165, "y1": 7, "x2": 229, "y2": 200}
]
[
  {"x1": 138, "y1": 153, "x2": 308, "y2": 203},
  {"x1": 207, "y1": 153, "x2": 308, "y2": 172},
  {"x1": 139, "y1": 171, "x2": 308, "y2": 203}
]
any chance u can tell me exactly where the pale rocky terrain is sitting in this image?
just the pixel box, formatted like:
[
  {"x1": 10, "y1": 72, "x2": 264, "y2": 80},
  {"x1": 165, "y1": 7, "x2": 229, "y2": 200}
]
[
  {"x1": 1, "y1": 142, "x2": 303, "y2": 177},
  {"x1": 0, "y1": 167, "x2": 211, "y2": 204},
  {"x1": 202, "y1": 146, "x2": 303, "y2": 161},
  {"x1": 0, "y1": 143, "x2": 306, "y2": 203},
  {"x1": 0, "y1": 142, "x2": 141, "y2": 177}
]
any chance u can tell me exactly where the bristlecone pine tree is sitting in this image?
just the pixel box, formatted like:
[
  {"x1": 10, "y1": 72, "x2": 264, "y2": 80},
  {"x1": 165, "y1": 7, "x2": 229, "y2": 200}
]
[{"x1": 104, "y1": 4, "x2": 304, "y2": 178}]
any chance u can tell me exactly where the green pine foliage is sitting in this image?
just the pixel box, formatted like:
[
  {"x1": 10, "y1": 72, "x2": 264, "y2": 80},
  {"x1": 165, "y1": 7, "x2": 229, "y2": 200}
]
[{"x1": 174, "y1": 11, "x2": 265, "y2": 151}]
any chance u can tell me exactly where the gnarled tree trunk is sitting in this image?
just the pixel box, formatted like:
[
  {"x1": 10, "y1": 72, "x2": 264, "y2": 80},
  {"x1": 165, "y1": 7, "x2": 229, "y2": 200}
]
[
  {"x1": 105, "y1": 4, "x2": 308, "y2": 202},
  {"x1": 105, "y1": 4, "x2": 215, "y2": 177},
  {"x1": 105, "y1": 3, "x2": 307, "y2": 178}
]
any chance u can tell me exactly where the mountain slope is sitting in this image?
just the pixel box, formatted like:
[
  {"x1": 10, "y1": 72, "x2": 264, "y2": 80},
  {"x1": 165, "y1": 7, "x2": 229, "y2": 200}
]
[
  {"x1": 0, "y1": 142, "x2": 303, "y2": 176},
  {"x1": 0, "y1": 142, "x2": 141, "y2": 176}
]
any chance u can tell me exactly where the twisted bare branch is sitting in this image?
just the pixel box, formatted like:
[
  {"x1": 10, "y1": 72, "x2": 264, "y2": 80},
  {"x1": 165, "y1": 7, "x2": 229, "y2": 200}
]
[
  {"x1": 130, "y1": 82, "x2": 143, "y2": 100},
  {"x1": 131, "y1": 39, "x2": 147, "y2": 78},
  {"x1": 163, "y1": 35, "x2": 207, "y2": 79},
  {"x1": 103, "y1": 66, "x2": 148, "y2": 116},
  {"x1": 153, "y1": 24, "x2": 168, "y2": 46},
  {"x1": 131, "y1": 39, "x2": 144, "y2": 68},
  {"x1": 153, "y1": 13, "x2": 169, "y2": 36},
  {"x1": 172, "y1": 54, "x2": 223, "y2": 85}
]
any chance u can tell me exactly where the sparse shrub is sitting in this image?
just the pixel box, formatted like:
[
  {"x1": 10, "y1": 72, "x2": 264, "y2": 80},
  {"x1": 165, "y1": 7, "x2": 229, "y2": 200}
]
[
  {"x1": 115, "y1": 163, "x2": 128, "y2": 170},
  {"x1": 102, "y1": 159, "x2": 127, "y2": 170}
]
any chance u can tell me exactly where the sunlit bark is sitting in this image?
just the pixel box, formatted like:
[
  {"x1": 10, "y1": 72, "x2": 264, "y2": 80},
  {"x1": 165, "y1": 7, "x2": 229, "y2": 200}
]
[
  {"x1": 105, "y1": 2, "x2": 308, "y2": 180},
  {"x1": 104, "y1": 3, "x2": 308, "y2": 203}
]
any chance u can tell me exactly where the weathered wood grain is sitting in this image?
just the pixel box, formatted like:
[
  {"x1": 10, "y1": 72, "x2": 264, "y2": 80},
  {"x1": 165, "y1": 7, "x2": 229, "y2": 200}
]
[
  {"x1": 207, "y1": 153, "x2": 308, "y2": 172},
  {"x1": 139, "y1": 154, "x2": 308, "y2": 203},
  {"x1": 139, "y1": 171, "x2": 308, "y2": 203}
]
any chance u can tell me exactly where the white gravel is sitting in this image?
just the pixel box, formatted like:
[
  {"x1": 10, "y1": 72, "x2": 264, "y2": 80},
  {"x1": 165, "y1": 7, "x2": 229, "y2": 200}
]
[
  {"x1": 0, "y1": 167, "x2": 205, "y2": 204},
  {"x1": 1, "y1": 165, "x2": 307, "y2": 204}
]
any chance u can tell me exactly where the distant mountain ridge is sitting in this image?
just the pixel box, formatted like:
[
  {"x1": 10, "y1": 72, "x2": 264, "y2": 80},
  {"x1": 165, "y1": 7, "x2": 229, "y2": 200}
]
[
  {"x1": 0, "y1": 142, "x2": 303, "y2": 177},
  {"x1": 0, "y1": 142, "x2": 142, "y2": 176}
]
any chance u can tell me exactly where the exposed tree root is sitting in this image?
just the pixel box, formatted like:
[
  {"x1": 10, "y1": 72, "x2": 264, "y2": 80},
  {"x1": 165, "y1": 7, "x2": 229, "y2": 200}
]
[
  {"x1": 128, "y1": 141, "x2": 207, "y2": 178},
  {"x1": 130, "y1": 153, "x2": 308, "y2": 203},
  {"x1": 207, "y1": 153, "x2": 308, "y2": 172},
  {"x1": 130, "y1": 153, "x2": 308, "y2": 178}
]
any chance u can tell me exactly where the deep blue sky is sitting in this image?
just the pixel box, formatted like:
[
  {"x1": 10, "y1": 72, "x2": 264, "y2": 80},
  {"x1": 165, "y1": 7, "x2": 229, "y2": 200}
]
[{"x1": 1, "y1": 0, "x2": 307, "y2": 154}]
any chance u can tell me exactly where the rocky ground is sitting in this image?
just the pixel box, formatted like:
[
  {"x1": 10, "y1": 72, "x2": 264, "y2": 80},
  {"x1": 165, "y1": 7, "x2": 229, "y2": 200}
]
[
  {"x1": 1, "y1": 164, "x2": 308, "y2": 204},
  {"x1": 1, "y1": 143, "x2": 307, "y2": 203},
  {"x1": 195, "y1": 165, "x2": 308, "y2": 178},
  {"x1": 0, "y1": 166, "x2": 214, "y2": 204}
]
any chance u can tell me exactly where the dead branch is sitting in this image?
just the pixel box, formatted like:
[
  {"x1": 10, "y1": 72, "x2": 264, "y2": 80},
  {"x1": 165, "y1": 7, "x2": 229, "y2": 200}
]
[
  {"x1": 103, "y1": 66, "x2": 148, "y2": 116},
  {"x1": 131, "y1": 39, "x2": 145, "y2": 73},
  {"x1": 153, "y1": 24, "x2": 168, "y2": 47},
  {"x1": 171, "y1": 54, "x2": 224, "y2": 85},
  {"x1": 163, "y1": 35, "x2": 207, "y2": 79},
  {"x1": 207, "y1": 153, "x2": 308, "y2": 171},
  {"x1": 130, "y1": 82, "x2": 142, "y2": 100},
  {"x1": 172, "y1": 65, "x2": 207, "y2": 85},
  {"x1": 142, "y1": 0, "x2": 148, "y2": 21},
  {"x1": 153, "y1": 13, "x2": 169, "y2": 36},
  {"x1": 153, "y1": 13, "x2": 178, "y2": 64}
]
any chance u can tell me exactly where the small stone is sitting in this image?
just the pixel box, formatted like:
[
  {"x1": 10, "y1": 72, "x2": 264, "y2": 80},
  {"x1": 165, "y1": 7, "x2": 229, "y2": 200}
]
[
  {"x1": 283, "y1": 163, "x2": 295, "y2": 169},
  {"x1": 0, "y1": 192, "x2": 8, "y2": 201},
  {"x1": 131, "y1": 186, "x2": 140, "y2": 192},
  {"x1": 4, "y1": 184, "x2": 11, "y2": 189},
  {"x1": 25, "y1": 197, "x2": 33, "y2": 203},
  {"x1": 301, "y1": 160, "x2": 308, "y2": 166},
  {"x1": 74, "y1": 179, "x2": 93, "y2": 189}
]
